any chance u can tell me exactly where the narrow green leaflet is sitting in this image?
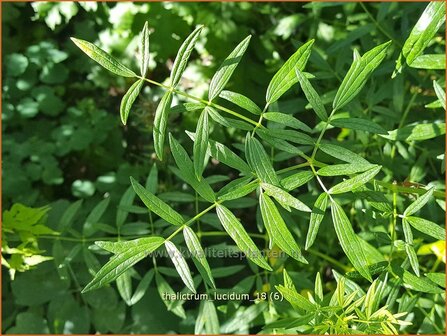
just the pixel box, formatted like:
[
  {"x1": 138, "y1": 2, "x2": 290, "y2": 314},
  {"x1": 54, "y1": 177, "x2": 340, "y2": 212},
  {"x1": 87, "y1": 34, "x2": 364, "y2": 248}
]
[
  {"x1": 331, "y1": 200, "x2": 372, "y2": 281},
  {"x1": 257, "y1": 129, "x2": 305, "y2": 156},
  {"x1": 295, "y1": 69, "x2": 327, "y2": 121},
  {"x1": 216, "y1": 204, "x2": 272, "y2": 271},
  {"x1": 116, "y1": 186, "x2": 135, "y2": 228},
  {"x1": 146, "y1": 163, "x2": 158, "y2": 193},
  {"x1": 259, "y1": 193, "x2": 308, "y2": 263},
  {"x1": 82, "y1": 237, "x2": 164, "y2": 292},
  {"x1": 59, "y1": 200, "x2": 83, "y2": 231},
  {"x1": 245, "y1": 134, "x2": 280, "y2": 186},
  {"x1": 169, "y1": 134, "x2": 216, "y2": 202},
  {"x1": 426, "y1": 273, "x2": 446, "y2": 288},
  {"x1": 195, "y1": 300, "x2": 220, "y2": 334},
  {"x1": 329, "y1": 165, "x2": 381, "y2": 194},
  {"x1": 219, "y1": 181, "x2": 258, "y2": 201},
  {"x1": 276, "y1": 285, "x2": 315, "y2": 311},
  {"x1": 266, "y1": 39, "x2": 315, "y2": 105},
  {"x1": 411, "y1": 54, "x2": 446, "y2": 70},
  {"x1": 330, "y1": 118, "x2": 387, "y2": 134},
  {"x1": 401, "y1": 2, "x2": 445, "y2": 66},
  {"x1": 130, "y1": 177, "x2": 184, "y2": 225},
  {"x1": 193, "y1": 108, "x2": 209, "y2": 179},
  {"x1": 120, "y1": 79, "x2": 144, "y2": 125},
  {"x1": 116, "y1": 270, "x2": 133, "y2": 306},
  {"x1": 219, "y1": 90, "x2": 261, "y2": 115},
  {"x1": 170, "y1": 25, "x2": 203, "y2": 87},
  {"x1": 71, "y1": 38, "x2": 136, "y2": 77},
  {"x1": 333, "y1": 41, "x2": 391, "y2": 111},
  {"x1": 165, "y1": 241, "x2": 196, "y2": 293},
  {"x1": 171, "y1": 102, "x2": 205, "y2": 114},
  {"x1": 281, "y1": 171, "x2": 314, "y2": 191},
  {"x1": 314, "y1": 272, "x2": 323, "y2": 302},
  {"x1": 208, "y1": 35, "x2": 251, "y2": 101},
  {"x1": 155, "y1": 273, "x2": 186, "y2": 318},
  {"x1": 403, "y1": 187, "x2": 434, "y2": 216},
  {"x1": 433, "y1": 80, "x2": 446, "y2": 110},
  {"x1": 305, "y1": 192, "x2": 329, "y2": 250},
  {"x1": 317, "y1": 163, "x2": 375, "y2": 177},
  {"x1": 264, "y1": 128, "x2": 314, "y2": 145},
  {"x1": 153, "y1": 91, "x2": 173, "y2": 160},
  {"x1": 263, "y1": 112, "x2": 312, "y2": 133},
  {"x1": 401, "y1": 271, "x2": 443, "y2": 294},
  {"x1": 130, "y1": 269, "x2": 155, "y2": 305},
  {"x1": 405, "y1": 217, "x2": 445, "y2": 241},
  {"x1": 183, "y1": 226, "x2": 215, "y2": 288},
  {"x1": 383, "y1": 122, "x2": 446, "y2": 141},
  {"x1": 83, "y1": 197, "x2": 110, "y2": 237},
  {"x1": 405, "y1": 244, "x2": 420, "y2": 277},
  {"x1": 207, "y1": 107, "x2": 253, "y2": 131},
  {"x1": 319, "y1": 143, "x2": 370, "y2": 165},
  {"x1": 140, "y1": 22, "x2": 150, "y2": 76},
  {"x1": 186, "y1": 131, "x2": 251, "y2": 173},
  {"x1": 261, "y1": 183, "x2": 311, "y2": 212}
]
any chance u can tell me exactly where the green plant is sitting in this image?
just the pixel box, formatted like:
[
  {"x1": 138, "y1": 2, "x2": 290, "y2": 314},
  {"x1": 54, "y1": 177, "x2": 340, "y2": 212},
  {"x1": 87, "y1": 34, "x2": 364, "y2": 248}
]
[
  {"x1": 68, "y1": 2, "x2": 445, "y2": 333},
  {"x1": 4, "y1": 2, "x2": 445, "y2": 334}
]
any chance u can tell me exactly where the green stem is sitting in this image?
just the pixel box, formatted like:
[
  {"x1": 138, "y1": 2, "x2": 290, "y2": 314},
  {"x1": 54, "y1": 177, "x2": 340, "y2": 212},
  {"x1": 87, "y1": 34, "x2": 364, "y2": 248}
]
[
  {"x1": 307, "y1": 248, "x2": 351, "y2": 272},
  {"x1": 310, "y1": 109, "x2": 336, "y2": 161},
  {"x1": 359, "y1": 3, "x2": 402, "y2": 48},
  {"x1": 375, "y1": 180, "x2": 445, "y2": 199},
  {"x1": 137, "y1": 76, "x2": 258, "y2": 126}
]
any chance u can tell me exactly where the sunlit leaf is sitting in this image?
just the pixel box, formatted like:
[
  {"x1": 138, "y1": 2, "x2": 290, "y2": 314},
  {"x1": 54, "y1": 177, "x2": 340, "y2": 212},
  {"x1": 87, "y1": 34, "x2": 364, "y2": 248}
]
[
  {"x1": 153, "y1": 91, "x2": 173, "y2": 160},
  {"x1": 266, "y1": 39, "x2": 314, "y2": 105},
  {"x1": 333, "y1": 41, "x2": 391, "y2": 110},
  {"x1": 295, "y1": 69, "x2": 327, "y2": 121},
  {"x1": 193, "y1": 108, "x2": 209, "y2": 179},
  {"x1": 71, "y1": 38, "x2": 136, "y2": 77},
  {"x1": 305, "y1": 192, "x2": 329, "y2": 250},
  {"x1": 219, "y1": 90, "x2": 261, "y2": 115},
  {"x1": 165, "y1": 241, "x2": 196, "y2": 293},
  {"x1": 170, "y1": 25, "x2": 204, "y2": 87}
]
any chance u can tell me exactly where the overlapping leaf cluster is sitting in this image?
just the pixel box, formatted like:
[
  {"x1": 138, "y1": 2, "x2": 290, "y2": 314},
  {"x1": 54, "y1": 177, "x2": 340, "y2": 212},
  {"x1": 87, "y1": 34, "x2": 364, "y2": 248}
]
[{"x1": 68, "y1": 2, "x2": 445, "y2": 334}]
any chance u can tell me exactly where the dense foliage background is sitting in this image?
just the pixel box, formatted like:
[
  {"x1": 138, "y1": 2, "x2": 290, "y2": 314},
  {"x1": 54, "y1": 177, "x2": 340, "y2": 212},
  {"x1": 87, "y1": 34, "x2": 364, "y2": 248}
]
[{"x1": 2, "y1": 1, "x2": 445, "y2": 334}]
